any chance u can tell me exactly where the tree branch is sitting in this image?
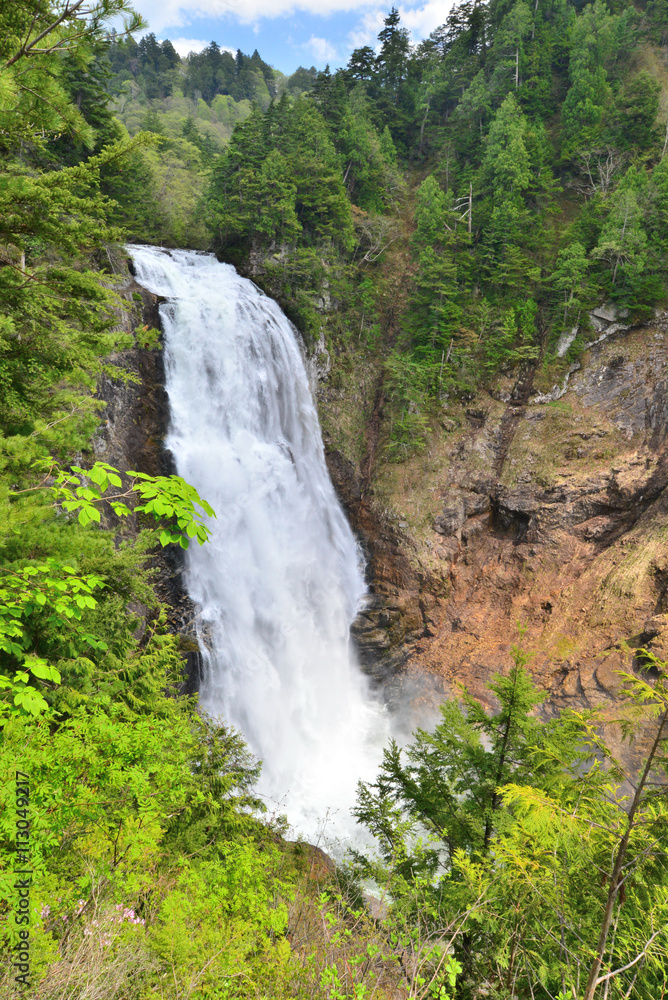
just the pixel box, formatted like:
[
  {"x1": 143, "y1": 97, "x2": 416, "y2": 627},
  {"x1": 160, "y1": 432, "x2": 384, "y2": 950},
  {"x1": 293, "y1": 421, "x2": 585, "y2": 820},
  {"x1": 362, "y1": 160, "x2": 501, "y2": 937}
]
[
  {"x1": 3, "y1": 0, "x2": 88, "y2": 70},
  {"x1": 594, "y1": 928, "x2": 662, "y2": 987}
]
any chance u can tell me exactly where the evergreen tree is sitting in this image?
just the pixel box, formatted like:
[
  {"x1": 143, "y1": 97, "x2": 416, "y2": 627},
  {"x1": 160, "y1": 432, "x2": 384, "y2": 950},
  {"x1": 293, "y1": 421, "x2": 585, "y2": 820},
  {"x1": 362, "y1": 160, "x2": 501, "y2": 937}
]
[
  {"x1": 255, "y1": 149, "x2": 301, "y2": 243},
  {"x1": 552, "y1": 240, "x2": 590, "y2": 328},
  {"x1": 346, "y1": 46, "x2": 377, "y2": 82},
  {"x1": 479, "y1": 93, "x2": 541, "y2": 293},
  {"x1": 488, "y1": 0, "x2": 533, "y2": 98},
  {"x1": 561, "y1": 0, "x2": 618, "y2": 159},
  {"x1": 377, "y1": 7, "x2": 411, "y2": 91},
  {"x1": 593, "y1": 166, "x2": 649, "y2": 300},
  {"x1": 612, "y1": 71, "x2": 661, "y2": 152},
  {"x1": 280, "y1": 98, "x2": 353, "y2": 248},
  {"x1": 353, "y1": 651, "x2": 553, "y2": 879}
]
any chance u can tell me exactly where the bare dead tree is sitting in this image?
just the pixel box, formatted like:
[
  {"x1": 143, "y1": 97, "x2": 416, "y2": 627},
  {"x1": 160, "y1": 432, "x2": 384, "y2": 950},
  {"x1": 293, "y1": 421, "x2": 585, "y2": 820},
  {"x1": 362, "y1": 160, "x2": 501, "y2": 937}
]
[
  {"x1": 575, "y1": 147, "x2": 625, "y2": 197},
  {"x1": 355, "y1": 215, "x2": 400, "y2": 263}
]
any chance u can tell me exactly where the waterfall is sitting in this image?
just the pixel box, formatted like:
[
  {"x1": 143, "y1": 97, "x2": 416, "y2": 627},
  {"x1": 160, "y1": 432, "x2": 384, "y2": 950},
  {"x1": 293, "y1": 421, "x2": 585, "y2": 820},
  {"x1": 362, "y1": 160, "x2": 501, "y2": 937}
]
[{"x1": 129, "y1": 246, "x2": 387, "y2": 843}]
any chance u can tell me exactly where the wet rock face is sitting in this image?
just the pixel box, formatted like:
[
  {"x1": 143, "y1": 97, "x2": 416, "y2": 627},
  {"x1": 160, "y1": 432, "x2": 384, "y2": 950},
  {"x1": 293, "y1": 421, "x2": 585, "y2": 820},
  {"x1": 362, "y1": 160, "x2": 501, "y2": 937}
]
[
  {"x1": 91, "y1": 265, "x2": 197, "y2": 681},
  {"x1": 94, "y1": 279, "x2": 170, "y2": 477},
  {"x1": 351, "y1": 595, "x2": 406, "y2": 683},
  {"x1": 324, "y1": 447, "x2": 434, "y2": 689}
]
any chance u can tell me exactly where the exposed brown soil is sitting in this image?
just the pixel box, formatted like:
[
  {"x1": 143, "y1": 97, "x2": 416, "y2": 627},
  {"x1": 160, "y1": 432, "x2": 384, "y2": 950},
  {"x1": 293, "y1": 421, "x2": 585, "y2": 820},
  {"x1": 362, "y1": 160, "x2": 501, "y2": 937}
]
[{"x1": 318, "y1": 316, "x2": 668, "y2": 718}]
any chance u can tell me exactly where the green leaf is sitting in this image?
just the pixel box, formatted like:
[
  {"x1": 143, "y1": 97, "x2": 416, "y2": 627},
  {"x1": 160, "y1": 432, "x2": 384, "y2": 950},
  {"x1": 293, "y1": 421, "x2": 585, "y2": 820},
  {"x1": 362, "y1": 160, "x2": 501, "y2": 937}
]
[
  {"x1": 13, "y1": 687, "x2": 50, "y2": 716},
  {"x1": 24, "y1": 658, "x2": 61, "y2": 683}
]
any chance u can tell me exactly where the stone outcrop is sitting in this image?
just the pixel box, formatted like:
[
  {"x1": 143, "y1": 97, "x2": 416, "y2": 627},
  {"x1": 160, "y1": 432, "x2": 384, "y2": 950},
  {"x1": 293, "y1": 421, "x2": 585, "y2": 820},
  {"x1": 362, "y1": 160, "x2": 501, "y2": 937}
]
[
  {"x1": 324, "y1": 448, "x2": 431, "y2": 699},
  {"x1": 93, "y1": 275, "x2": 169, "y2": 477}
]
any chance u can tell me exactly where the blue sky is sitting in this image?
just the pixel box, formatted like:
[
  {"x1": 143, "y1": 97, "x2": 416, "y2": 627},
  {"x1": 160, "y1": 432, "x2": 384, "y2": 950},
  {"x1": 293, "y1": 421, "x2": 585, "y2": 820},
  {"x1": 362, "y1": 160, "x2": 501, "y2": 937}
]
[{"x1": 132, "y1": 0, "x2": 452, "y2": 75}]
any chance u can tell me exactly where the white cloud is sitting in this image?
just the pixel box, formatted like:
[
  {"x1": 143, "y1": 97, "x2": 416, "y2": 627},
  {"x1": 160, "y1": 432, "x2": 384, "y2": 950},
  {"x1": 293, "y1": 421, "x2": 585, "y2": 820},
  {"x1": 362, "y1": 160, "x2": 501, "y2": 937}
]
[
  {"x1": 166, "y1": 36, "x2": 211, "y2": 55},
  {"x1": 305, "y1": 35, "x2": 338, "y2": 63},
  {"x1": 143, "y1": 33, "x2": 237, "y2": 56},
  {"x1": 136, "y1": 0, "x2": 372, "y2": 33},
  {"x1": 346, "y1": 9, "x2": 383, "y2": 50},
  {"x1": 135, "y1": 0, "x2": 452, "y2": 43},
  {"x1": 346, "y1": 1, "x2": 452, "y2": 56},
  {"x1": 401, "y1": 0, "x2": 452, "y2": 40}
]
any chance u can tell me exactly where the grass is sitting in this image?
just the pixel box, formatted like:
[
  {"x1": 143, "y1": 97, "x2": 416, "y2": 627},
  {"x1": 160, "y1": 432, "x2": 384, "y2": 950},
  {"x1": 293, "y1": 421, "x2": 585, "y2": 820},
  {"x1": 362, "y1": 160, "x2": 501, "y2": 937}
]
[
  {"x1": 601, "y1": 523, "x2": 668, "y2": 603},
  {"x1": 500, "y1": 394, "x2": 630, "y2": 488}
]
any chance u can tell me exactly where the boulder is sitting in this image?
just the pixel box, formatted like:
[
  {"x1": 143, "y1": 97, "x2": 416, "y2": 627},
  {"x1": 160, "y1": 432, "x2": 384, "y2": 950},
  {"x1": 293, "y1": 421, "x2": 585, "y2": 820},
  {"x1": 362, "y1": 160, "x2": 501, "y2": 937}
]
[{"x1": 591, "y1": 303, "x2": 620, "y2": 323}]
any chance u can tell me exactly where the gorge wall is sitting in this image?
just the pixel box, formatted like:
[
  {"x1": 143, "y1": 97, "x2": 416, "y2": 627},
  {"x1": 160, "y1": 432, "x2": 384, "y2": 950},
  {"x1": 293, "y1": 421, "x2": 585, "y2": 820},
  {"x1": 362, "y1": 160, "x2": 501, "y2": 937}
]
[
  {"x1": 315, "y1": 314, "x2": 668, "y2": 720},
  {"x1": 88, "y1": 260, "x2": 201, "y2": 677}
]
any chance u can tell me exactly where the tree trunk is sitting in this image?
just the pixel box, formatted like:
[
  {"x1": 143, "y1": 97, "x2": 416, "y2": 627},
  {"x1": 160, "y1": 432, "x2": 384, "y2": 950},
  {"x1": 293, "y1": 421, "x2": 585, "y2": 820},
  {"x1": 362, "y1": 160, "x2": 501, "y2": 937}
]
[
  {"x1": 582, "y1": 705, "x2": 668, "y2": 1000},
  {"x1": 419, "y1": 95, "x2": 431, "y2": 156}
]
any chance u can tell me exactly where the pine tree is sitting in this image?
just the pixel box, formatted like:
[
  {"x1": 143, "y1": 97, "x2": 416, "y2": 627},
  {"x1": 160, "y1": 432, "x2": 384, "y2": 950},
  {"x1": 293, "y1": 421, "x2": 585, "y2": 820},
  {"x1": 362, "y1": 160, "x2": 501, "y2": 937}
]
[
  {"x1": 377, "y1": 7, "x2": 411, "y2": 91},
  {"x1": 255, "y1": 149, "x2": 301, "y2": 244},
  {"x1": 561, "y1": 0, "x2": 618, "y2": 159},
  {"x1": 552, "y1": 241, "x2": 590, "y2": 328},
  {"x1": 479, "y1": 94, "x2": 541, "y2": 292},
  {"x1": 279, "y1": 98, "x2": 353, "y2": 248},
  {"x1": 353, "y1": 648, "x2": 553, "y2": 878},
  {"x1": 593, "y1": 166, "x2": 649, "y2": 299},
  {"x1": 482, "y1": 92, "x2": 531, "y2": 195},
  {"x1": 346, "y1": 46, "x2": 377, "y2": 82}
]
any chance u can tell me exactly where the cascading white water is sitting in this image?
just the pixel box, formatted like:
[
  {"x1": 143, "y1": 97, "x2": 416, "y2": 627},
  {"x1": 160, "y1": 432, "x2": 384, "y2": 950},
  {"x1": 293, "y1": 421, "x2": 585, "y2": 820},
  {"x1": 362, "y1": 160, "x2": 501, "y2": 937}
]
[{"x1": 129, "y1": 246, "x2": 387, "y2": 843}]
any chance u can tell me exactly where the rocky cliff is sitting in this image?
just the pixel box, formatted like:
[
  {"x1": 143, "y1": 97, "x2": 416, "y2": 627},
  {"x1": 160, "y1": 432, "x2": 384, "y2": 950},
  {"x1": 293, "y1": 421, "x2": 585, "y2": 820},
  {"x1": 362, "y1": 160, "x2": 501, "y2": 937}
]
[
  {"x1": 89, "y1": 259, "x2": 200, "y2": 682},
  {"x1": 317, "y1": 312, "x2": 668, "y2": 718}
]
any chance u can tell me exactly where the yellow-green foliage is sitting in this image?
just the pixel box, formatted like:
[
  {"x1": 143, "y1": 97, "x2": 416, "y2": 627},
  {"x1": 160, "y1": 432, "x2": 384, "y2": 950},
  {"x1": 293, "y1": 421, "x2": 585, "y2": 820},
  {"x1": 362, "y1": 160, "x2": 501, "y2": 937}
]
[
  {"x1": 0, "y1": 696, "x2": 283, "y2": 998},
  {"x1": 114, "y1": 87, "x2": 251, "y2": 147},
  {"x1": 0, "y1": 701, "x2": 404, "y2": 1000},
  {"x1": 142, "y1": 141, "x2": 209, "y2": 247},
  {"x1": 149, "y1": 853, "x2": 291, "y2": 998}
]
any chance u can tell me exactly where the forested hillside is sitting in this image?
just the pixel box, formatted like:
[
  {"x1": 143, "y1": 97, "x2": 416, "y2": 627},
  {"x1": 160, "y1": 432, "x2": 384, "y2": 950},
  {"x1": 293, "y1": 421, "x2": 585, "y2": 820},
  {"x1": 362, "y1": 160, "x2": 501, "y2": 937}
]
[
  {"x1": 2, "y1": 0, "x2": 668, "y2": 998},
  {"x1": 0, "y1": 3, "x2": 352, "y2": 997},
  {"x1": 201, "y1": 0, "x2": 668, "y2": 458}
]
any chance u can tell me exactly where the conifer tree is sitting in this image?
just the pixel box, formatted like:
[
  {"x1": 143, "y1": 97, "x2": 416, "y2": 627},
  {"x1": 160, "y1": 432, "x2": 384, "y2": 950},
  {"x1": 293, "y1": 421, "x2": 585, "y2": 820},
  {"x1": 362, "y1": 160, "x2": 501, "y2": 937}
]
[{"x1": 377, "y1": 7, "x2": 411, "y2": 91}]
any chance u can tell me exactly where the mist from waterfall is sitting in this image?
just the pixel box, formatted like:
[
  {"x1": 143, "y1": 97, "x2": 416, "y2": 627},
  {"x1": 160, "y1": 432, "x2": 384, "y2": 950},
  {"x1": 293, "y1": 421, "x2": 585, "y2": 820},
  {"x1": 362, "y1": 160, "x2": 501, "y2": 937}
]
[{"x1": 129, "y1": 246, "x2": 388, "y2": 844}]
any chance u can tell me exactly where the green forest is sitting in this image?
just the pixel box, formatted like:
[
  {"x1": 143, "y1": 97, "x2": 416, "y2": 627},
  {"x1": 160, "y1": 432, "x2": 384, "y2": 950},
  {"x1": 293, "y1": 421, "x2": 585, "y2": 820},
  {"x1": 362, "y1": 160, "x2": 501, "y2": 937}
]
[{"x1": 2, "y1": 0, "x2": 668, "y2": 998}]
